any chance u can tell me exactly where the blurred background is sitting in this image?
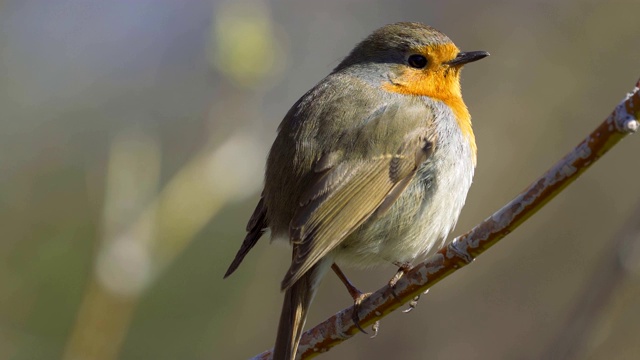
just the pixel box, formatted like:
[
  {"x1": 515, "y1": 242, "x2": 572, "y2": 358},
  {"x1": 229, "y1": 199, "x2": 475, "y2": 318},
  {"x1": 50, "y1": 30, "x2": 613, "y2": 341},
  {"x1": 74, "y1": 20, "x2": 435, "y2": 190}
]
[{"x1": 1, "y1": 0, "x2": 639, "y2": 359}]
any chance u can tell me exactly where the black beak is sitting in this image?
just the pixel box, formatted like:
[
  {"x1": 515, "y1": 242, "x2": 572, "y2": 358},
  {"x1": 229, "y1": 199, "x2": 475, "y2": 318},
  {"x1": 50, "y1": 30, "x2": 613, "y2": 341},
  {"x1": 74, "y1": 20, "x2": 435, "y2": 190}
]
[{"x1": 447, "y1": 51, "x2": 490, "y2": 66}]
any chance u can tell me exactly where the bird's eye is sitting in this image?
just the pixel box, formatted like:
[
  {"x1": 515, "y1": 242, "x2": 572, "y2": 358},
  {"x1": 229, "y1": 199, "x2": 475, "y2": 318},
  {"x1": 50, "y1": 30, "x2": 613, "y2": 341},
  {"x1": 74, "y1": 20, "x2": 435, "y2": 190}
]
[{"x1": 407, "y1": 54, "x2": 428, "y2": 69}]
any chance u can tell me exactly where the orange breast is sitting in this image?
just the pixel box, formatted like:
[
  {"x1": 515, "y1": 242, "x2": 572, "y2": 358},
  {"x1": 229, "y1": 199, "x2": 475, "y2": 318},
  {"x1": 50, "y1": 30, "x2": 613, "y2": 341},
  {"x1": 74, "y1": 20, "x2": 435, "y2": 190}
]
[{"x1": 380, "y1": 43, "x2": 477, "y2": 162}]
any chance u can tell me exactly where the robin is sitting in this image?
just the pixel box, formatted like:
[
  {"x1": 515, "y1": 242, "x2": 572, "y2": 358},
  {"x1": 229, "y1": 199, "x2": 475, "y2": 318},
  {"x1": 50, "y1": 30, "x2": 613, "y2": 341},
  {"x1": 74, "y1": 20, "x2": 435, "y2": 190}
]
[{"x1": 224, "y1": 22, "x2": 488, "y2": 359}]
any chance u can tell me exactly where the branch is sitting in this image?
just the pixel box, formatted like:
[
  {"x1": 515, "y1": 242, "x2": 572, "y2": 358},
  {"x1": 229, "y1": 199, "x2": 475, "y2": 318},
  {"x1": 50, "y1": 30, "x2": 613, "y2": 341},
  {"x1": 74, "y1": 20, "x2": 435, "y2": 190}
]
[{"x1": 251, "y1": 78, "x2": 640, "y2": 360}]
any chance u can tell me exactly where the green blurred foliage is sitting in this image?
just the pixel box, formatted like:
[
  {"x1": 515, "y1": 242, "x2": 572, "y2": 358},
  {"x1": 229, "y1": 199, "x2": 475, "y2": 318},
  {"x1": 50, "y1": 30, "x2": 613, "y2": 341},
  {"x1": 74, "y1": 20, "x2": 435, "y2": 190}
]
[{"x1": 1, "y1": 0, "x2": 639, "y2": 359}]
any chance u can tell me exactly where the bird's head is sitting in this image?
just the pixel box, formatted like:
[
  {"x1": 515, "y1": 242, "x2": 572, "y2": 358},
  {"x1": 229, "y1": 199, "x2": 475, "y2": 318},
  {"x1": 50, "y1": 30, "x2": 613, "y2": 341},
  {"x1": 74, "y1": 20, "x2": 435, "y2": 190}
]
[{"x1": 335, "y1": 22, "x2": 489, "y2": 101}]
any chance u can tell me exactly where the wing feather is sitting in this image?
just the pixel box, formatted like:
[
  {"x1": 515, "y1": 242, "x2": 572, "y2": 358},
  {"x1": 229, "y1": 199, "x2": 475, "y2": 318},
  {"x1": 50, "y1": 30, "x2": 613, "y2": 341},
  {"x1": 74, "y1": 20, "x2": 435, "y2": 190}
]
[{"x1": 282, "y1": 124, "x2": 434, "y2": 289}]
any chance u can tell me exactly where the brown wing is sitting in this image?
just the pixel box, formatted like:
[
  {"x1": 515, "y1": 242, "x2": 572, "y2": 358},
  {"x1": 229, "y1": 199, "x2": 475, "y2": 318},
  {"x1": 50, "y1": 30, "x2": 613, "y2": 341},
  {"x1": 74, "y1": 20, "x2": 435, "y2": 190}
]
[{"x1": 281, "y1": 126, "x2": 434, "y2": 289}]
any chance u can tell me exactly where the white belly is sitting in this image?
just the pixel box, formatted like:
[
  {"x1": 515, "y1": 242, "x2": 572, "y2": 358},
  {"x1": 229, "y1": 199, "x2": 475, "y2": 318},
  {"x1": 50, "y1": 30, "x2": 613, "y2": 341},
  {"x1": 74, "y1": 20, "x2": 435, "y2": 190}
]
[{"x1": 333, "y1": 101, "x2": 475, "y2": 268}]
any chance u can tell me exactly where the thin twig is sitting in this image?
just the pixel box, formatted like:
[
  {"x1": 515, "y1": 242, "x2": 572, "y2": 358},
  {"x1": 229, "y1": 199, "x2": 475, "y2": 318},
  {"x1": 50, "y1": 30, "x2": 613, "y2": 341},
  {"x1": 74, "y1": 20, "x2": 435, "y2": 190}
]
[{"x1": 251, "y1": 78, "x2": 640, "y2": 360}]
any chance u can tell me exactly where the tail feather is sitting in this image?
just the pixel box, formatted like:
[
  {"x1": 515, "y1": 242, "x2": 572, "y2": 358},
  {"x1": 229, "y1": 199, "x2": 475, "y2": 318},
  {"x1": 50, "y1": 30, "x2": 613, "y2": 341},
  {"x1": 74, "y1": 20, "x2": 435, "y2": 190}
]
[
  {"x1": 224, "y1": 198, "x2": 267, "y2": 278},
  {"x1": 223, "y1": 227, "x2": 265, "y2": 278},
  {"x1": 273, "y1": 260, "x2": 330, "y2": 360}
]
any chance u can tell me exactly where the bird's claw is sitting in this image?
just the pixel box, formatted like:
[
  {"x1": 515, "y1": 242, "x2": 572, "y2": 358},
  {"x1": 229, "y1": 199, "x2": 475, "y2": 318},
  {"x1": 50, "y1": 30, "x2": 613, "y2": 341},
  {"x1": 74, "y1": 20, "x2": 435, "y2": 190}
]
[
  {"x1": 370, "y1": 321, "x2": 380, "y2": 338},
  {"x1": 402, "y1": 289, "x2": 429, "y2": 313},
  {"x1": 389, "y1": 262, "x2": 412, "y2": 300},
  {"x1": 402, "y1": 295, "x2": 420, "y2": 313},
  {"x1": 351, "y1": 292, "x2": 372, "y2": 334}
]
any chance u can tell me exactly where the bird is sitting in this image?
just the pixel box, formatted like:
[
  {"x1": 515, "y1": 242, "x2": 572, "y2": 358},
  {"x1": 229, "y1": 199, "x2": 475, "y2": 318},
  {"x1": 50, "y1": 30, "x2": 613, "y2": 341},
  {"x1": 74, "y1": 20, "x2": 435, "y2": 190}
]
[{"x1": 224, "y1": 21, "x2": 488, "y2": 360}]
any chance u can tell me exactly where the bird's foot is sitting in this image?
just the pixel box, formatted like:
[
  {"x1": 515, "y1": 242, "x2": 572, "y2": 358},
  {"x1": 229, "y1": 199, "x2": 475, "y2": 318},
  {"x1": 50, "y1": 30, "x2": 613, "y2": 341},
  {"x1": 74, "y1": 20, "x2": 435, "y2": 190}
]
[
  {"x1": 351, "y1": 291, "x2": 373, "y2": 334},
  {"x1": 370, "y1": 320, "x2": 380, "y2": 338},
  {"x1": 389, "y1": 262, "x2": 413, "y2": 299},
  {"x1": 331, "y1": 263, "x2": 372, "y2": 334},
  {"x1": 402, "y1": 289, "x2": 430, "y2": 313}
]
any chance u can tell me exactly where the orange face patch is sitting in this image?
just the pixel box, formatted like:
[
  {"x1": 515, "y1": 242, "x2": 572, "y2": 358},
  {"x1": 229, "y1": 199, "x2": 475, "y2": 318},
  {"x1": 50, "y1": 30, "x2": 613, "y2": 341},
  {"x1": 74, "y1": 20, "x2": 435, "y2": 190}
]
[{"x1": 381, "y1": 43, "x2": 476, "y2": 161}]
